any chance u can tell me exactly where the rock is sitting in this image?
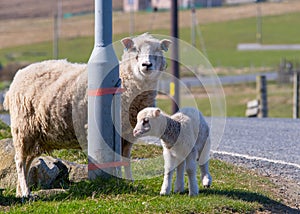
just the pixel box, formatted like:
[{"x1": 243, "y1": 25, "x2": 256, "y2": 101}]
[
  {"x1": 0, "y1": 138, "x2": 88, "y2": 191},
  {"x1": 0, "y1": 138, "x2": 17, "y2": 189},
  {"x1": 60, "y1": 160, "x2": 87, "y2": 183},
  {"x1": 28, "y1": 157, "x2": 63, "y2": 189}
]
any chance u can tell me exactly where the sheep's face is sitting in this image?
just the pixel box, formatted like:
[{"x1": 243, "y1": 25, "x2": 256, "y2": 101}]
[
  {"x1": 121, "y1": 34, "x2": 171, "y2": 81},
  {"x1": 133, "y1": 107, "x2": 166, "y2": 138}
]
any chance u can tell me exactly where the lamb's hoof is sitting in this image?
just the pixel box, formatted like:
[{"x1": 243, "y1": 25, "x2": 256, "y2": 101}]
[
  {"x1": 202, "y1": 174, "x2": 212, "y2": 188},
  {"x1": 189, "y1": 192, "x2": 199, "y2": 197},
  {"x1": 159, "y1": 191, "x2": 170, "y2": 196},
  {"x1": 174, "y1": 190, "x2": 185, "y2": 195}
]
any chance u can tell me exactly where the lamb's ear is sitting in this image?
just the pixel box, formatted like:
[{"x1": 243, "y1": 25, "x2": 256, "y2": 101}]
[
  {"x1": 160, "y1": 39, "x2": 172, "y2": 52},
  {"x1": 154, "y1": 108, "x2": 161, "y2": 117},
  {"x1": 121, "y1": 37, "x2": 134, "y2": 51}
]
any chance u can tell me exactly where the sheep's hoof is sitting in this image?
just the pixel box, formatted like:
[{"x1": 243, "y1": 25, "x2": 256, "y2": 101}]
[
  {"x1": 203, "y1": 184, "x2": 211, "y2": 188},
  {"x1": 21, "y1": 194, "x2": 39, "y2": 203}
]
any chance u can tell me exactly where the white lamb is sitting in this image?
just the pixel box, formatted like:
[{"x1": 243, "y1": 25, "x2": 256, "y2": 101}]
[
  {"x1": 4, "y1": 33, "x2": 171, "y2": 198},
  {"x1": 133, "y1": 107, "x2": 212, "y2": 196}
]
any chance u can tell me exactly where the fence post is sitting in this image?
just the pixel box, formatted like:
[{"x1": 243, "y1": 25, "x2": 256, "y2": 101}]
[
  {"x1": 293, "y1": 72, "x2": 299, "y2": 119},
  {"x1": 256, "y1": 75, "x2": 268, "y2": 118}
]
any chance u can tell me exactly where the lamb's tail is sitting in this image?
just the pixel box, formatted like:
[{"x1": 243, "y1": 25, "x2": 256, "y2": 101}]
[
  {"x1": 3, "y1": 90, "x2": 10, "y2": 111},
  {"x1": 198, "y1": 136, "x2": 211, "y2": 166}
]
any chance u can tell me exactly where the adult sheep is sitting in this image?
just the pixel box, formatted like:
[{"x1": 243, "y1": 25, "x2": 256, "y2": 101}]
[
  {"x1": 133, "y1": 107, "x2": 212, "y2": 196},
  {"x1": 4, "y1": 33, "x2": 171, "y2": 198}
]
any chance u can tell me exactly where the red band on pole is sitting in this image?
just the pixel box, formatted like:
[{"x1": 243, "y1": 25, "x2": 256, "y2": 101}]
[
  {"x1": 88, "y1": 88, "x2": 126, "y2": 96},
  {"x1": 88, "y1": 161, "x2": 129, "y2": 170}
]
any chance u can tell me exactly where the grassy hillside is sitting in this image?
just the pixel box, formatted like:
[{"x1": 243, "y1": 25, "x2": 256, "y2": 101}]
[{"x1": 0, "y1": 12, "x2": 299, "y2": 71}]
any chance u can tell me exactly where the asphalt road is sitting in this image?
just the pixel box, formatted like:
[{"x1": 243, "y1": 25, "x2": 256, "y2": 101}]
[
  {"x1": 211, "y1": 117, "x2": 300, "y2": 183},
  {"x1": 181, "y1": 72, "x2": 278, "y2": 87}
]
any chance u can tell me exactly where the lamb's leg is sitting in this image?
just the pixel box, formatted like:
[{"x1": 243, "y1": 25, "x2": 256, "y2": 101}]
[
  {"x1": 14, "y1": 150, "x2": 30, "y2": 198},
  {"x1": 186, "y1": 150, "x2": 199, "y2": 196},
  {"x1": 122, "y1": 139, "x2": 133, "y2": 180},
  {"x1": 198, "y1": 137, "x2": 212, "y2": 188},
  {"x1": 200, "y1": 161, "x2": 212, "y2": 188},
  {"x1": 160, "y1": 152, "x2": 175, "y2": 196},
  {"x1": 174, "y1": 160, "x2": 185, "y2": 194}
]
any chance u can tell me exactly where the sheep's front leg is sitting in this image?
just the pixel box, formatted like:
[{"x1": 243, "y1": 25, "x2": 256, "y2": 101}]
[
  {"x1": 160, "y1": 151, "x2": 175, "y2": 196},
  {"x1": 186, "y1": 150, "x2": 199, "y2": 196},
  {"x1": 174, "y1": 160, "x2": 185, "y2": 194},
  {"x1": 122, "y1": 139, "x2": 133, "y2": 180}
]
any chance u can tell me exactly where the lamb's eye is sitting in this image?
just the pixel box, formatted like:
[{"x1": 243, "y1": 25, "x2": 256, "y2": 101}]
[
  {"x1": 143, "y1": 117, "x2": 149, "y2": 125},
  {"x1": 136, "y1": 55, "x2": 139, "y2": 60}
]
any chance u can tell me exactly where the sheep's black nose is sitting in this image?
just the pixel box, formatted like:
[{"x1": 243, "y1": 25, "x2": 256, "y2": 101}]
[{"x1": 142, "y1": 62, "x2": 153, "y2": 69}]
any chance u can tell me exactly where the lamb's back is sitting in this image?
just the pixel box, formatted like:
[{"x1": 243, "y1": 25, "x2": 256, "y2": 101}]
[{"x1": 170, "y1": 107, "x2": 208, "y2": 153}]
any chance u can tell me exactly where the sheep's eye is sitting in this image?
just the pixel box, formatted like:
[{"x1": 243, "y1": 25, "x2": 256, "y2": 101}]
[{"x1": 136, "y1": 55, "x2": 139, "y2": 60}]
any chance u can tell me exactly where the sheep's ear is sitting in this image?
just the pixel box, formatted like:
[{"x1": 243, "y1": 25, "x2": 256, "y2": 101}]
[
  {"x1": 160, "y1": 39, "x2": 172, "y2": 52},
  {"x1": 121, "y1": 37, "x2": 134, "y2": 51},
  {"x1": 154, "y1": 108, "x2": 161, "y2": 117}
]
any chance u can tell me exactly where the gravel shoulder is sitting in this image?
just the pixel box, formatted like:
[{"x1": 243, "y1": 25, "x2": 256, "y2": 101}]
[{"x1": 211, "y1": 117, "x2": 300, "y2": 211}]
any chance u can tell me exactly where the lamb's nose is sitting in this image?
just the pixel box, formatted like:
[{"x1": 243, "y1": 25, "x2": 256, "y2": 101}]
[
  {"x1": 142, "y1": 62, "x2": 152, "y2": 69},
  {"x1": 133, "y1": 129, "x2": 138, "y2": 136}
]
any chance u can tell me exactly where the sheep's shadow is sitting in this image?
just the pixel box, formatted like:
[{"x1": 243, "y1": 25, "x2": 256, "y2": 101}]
[
  {"x1": 0, "y1": 193, "x2": 21, "y2": 208},
  {"x1": 199, "y1": 188, "x2": 299, "y2": 213},
  {"x1": 0, "y1": 178, "x2": 150, "y2": 208}
]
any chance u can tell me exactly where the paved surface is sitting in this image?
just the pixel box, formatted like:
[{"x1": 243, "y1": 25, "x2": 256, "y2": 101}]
[
  {"x1": 158, "y1": 72, "x2": 277, "y2": 93},
  {"x1": 181, "y1": 72, "x2": 277, "y2": 86},
  {"x1": 0, "y1": 114, "x2": 10, "y2": 126},
  {"x1": 211, "y1": 117, "x2": 300, "y2": 183}
]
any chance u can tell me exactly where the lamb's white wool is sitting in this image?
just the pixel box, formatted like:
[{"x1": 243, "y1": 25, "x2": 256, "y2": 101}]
[
  {"x1": 133, "y1": 107, "x2": 212, "y2": 196},
  {"x1": 4, "y1": 33, "x2": 171, "y2": 198}
]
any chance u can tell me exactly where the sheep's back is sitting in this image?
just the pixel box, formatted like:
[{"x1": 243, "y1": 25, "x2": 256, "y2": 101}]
[{"x1": 6, "y1": 60, "x2": 87, "y2": 150}]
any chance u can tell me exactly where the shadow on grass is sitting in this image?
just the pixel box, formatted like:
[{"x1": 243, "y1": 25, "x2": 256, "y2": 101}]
[
  {"x1": 1, "y1": 179, "x2": 298, "y2": 213},
  {"x1": 0, "y1": 194, "x2": 21, "y2": 207},
  {"x1": 200, "y1": 188, "x2": 299, "y2": 213}
]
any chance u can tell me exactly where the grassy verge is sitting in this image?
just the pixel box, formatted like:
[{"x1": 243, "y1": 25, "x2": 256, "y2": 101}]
[{"x1": 0, "y1": 143, "x2": 293, "y2": 213}]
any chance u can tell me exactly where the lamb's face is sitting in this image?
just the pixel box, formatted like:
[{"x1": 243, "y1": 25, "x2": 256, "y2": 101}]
[
  {"x1": 133, "y1": 107, "x2": 163, "y2": 138},
  {"x1": 121, "y1": 34, "x2": 171, "y2": 81}
]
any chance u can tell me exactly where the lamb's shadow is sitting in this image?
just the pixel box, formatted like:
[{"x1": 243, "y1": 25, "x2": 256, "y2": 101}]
[{"x1": 200, "y1": 188, "x2": 299, "y2": 213}]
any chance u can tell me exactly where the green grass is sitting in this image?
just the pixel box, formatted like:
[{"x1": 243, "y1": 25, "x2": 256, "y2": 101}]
[
  {"x1": 1, "y1": 157, "x2": 287, "y2": 213},
  {"x1": 0, "y1": 12, "x2": 300, "y2": 70},
  {"x1": 0, "y1": 120, "x2": 11, "y2": 139}
]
